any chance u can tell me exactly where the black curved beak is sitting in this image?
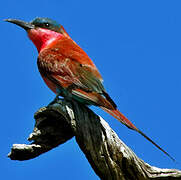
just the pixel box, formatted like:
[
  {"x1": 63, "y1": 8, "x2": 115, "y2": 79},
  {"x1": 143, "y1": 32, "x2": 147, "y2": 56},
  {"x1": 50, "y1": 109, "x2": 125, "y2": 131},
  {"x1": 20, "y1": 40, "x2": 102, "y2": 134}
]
[{"x1": 4, "y1": 19, "x2": 35, "y2": 30}]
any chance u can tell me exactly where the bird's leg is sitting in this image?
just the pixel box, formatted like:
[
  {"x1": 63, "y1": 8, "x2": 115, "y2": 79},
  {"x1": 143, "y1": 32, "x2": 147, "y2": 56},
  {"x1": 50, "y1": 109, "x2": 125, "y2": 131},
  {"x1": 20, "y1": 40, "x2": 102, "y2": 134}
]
[
  {"x1": 49, "y1": 85, "x2": 75, "y2": 106},
  {"x1": 54, "y1": 93, "x2": 61, "y2": 101},
  {"x1": 48, "y1": 88, "x2": 62, "y2": 105}
]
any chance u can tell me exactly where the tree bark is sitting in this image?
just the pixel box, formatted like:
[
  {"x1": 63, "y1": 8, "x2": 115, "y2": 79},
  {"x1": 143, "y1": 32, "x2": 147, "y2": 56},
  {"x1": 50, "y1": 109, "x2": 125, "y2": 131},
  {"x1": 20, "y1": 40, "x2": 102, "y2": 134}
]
[{"x1": 8, "y1": 99, "x2": 181, "y2": 180}]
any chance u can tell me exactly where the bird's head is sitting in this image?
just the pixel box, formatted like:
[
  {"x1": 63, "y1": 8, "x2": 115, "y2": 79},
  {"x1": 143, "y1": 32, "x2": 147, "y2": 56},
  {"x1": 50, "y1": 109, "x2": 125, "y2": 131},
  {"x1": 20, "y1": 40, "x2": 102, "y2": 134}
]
[{"x1": 5, "y1": 17, "x2": 69, "y2": 52}]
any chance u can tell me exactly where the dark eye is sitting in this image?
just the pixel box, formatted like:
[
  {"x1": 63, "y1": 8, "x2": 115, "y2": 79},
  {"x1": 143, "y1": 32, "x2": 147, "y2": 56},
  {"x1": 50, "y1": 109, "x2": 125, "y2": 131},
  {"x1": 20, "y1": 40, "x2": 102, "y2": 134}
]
[{"x1": 44, "y1": 23, "x2": 50, "y2": 27}]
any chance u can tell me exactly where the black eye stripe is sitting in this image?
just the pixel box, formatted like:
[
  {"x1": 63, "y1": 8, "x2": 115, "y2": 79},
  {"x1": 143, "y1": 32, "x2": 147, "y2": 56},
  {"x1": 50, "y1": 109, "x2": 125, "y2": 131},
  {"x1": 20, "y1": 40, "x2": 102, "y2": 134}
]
[
  {"x1": 31, "y1": 18, "x2": 61, "y2": 33},
  {"x1": 44, "y1": 23, "x2": 50, "y2": 27},
  {"x1": 32, "y1": 22, "x2": 50, "y2": 28}
]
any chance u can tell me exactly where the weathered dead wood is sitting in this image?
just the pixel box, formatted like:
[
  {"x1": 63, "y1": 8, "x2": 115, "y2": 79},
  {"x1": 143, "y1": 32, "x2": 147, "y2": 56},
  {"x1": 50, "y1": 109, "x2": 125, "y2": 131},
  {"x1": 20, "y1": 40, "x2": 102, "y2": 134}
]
[{"x1": 8, "y1": 99, "x2": 181, "y2": 180}]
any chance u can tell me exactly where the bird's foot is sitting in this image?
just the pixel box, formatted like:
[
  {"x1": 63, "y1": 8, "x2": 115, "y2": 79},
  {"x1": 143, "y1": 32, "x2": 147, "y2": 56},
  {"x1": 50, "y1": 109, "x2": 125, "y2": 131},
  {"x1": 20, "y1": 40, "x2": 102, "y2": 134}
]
[{"x1": 48, "y1": 94, "x2": 61, "y2": 105}]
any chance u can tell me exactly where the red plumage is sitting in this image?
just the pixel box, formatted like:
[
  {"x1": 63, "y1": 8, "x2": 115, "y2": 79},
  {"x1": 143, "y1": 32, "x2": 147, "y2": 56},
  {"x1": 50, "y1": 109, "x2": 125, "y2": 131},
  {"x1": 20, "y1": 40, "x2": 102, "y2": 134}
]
[
  {"x1": 5, "y1": 18, "x2": 175, "y2": 161},
  {"x1": 29, "y1": 25, "x2": 175, "y2": 161},
  {"x1": 28, "y1": 27, "x2": 138, "y2": 131}
]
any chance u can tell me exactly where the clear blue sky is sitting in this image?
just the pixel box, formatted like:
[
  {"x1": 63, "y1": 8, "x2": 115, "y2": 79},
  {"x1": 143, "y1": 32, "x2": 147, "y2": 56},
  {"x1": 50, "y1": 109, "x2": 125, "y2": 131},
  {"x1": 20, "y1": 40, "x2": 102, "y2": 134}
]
[{"x1": 1, "y1": 0, "x2": 181, "y2": 179}]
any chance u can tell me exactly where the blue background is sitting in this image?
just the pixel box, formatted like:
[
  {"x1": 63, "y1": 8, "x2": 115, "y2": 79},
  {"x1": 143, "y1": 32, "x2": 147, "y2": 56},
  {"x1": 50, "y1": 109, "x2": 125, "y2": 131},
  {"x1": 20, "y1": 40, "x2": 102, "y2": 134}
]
[{"x1": 1, "y1": 0, "x2": 181, "y2": 179}]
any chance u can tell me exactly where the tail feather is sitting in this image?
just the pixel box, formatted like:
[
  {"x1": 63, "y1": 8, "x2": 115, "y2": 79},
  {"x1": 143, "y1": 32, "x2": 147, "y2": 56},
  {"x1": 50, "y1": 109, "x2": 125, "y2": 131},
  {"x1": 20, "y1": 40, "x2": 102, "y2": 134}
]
[
  {"x1": 101, "y1": 107, "x2": 175, "y2": 162},
  {"x1": 137, "y1": 129, "x2": 175, "y2": 162},
  {"x1": 72, "y1": 89, "x2": 175, "y2": 161},
  {"x1": 101, "y1": 107, "x2": 138, "y2": 130}
]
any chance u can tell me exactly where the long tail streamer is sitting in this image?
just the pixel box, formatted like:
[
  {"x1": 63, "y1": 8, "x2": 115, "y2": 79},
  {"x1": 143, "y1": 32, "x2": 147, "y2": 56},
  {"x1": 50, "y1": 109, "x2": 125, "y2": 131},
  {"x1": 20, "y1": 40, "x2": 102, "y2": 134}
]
[{"x1": 101, "y1": 107, "x2": 175, "y2": 162}]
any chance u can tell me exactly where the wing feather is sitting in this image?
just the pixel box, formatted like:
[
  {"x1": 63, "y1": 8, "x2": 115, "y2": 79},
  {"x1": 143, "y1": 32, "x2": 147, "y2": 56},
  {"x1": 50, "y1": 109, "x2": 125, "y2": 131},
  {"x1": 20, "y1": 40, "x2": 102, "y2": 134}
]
[{"x1": 38, "y1": 36, "x2": 116, "y2": 108}]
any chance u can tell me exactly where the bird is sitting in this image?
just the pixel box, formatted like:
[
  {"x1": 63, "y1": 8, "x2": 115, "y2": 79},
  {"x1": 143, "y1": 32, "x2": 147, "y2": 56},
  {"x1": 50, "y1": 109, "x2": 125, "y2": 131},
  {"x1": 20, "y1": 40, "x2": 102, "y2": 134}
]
[{"x1": 5, "y1": 17, "x2": 175, "y2": 161}]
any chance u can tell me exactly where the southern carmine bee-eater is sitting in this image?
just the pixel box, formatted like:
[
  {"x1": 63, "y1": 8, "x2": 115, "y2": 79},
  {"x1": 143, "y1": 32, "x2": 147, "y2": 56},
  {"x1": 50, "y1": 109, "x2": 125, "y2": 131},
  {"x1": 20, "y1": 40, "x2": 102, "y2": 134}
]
[{"x1": 5, "y1": 17, "x2": 175, "y2": 161}]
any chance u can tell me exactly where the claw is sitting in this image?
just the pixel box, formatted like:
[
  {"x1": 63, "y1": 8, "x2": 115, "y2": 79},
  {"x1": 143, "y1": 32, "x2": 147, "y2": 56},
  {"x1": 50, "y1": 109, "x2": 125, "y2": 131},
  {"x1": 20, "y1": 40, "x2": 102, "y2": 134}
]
[{"x1": 48, "y1": 93, "x2": 61, "y2": 105}]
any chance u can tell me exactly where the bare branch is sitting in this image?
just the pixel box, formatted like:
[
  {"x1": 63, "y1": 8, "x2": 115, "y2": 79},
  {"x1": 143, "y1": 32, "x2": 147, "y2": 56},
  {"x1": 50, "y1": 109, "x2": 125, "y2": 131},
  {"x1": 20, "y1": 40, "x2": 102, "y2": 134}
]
[{"x1": 8, "y1": 99, "x2": 181, "y2": 179}]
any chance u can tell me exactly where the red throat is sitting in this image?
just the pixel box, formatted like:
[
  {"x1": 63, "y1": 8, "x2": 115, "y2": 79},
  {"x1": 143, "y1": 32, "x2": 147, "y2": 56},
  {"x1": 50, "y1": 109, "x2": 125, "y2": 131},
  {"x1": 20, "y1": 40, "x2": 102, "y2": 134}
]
[{"x1": 27, "y1": 28, "x2": 63, "y2": 52}]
